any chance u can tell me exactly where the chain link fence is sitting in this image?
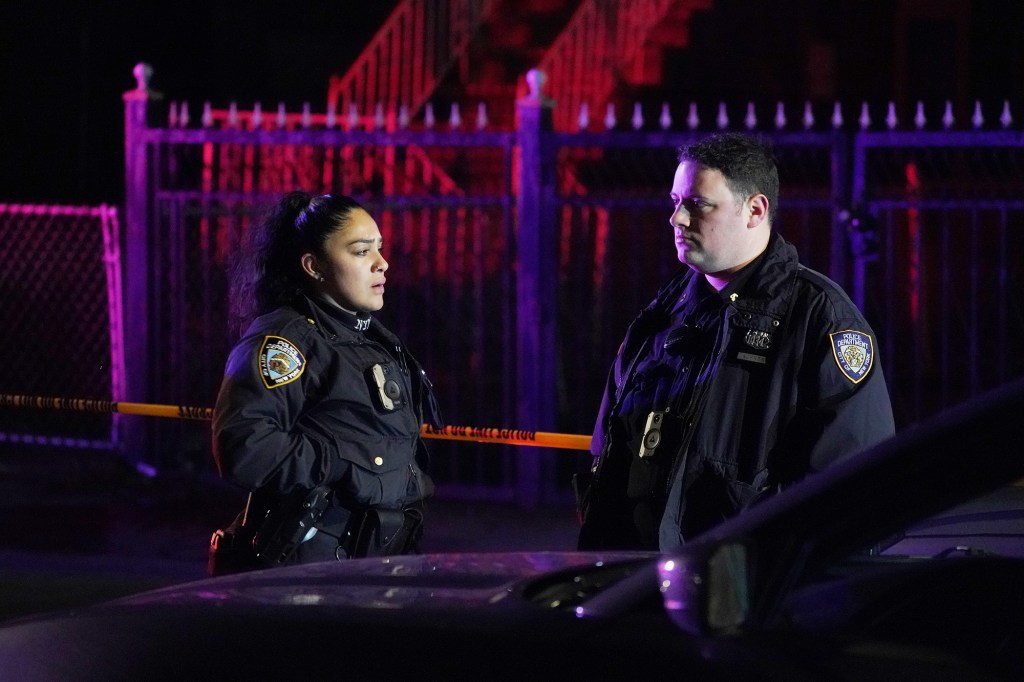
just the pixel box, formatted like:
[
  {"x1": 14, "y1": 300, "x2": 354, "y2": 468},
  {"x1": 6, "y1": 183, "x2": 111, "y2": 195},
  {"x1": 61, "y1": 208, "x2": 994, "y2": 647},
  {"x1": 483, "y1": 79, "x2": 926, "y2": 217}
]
[{"x1": 0, "y1": 204, "x2": 124, "y2": 448}]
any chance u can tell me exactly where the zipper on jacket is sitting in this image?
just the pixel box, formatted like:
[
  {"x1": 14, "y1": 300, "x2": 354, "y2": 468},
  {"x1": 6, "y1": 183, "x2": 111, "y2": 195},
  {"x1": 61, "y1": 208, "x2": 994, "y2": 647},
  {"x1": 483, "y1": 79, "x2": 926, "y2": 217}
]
[
  {"x1": 663, "y1": 309, "x2": 730, "y2": 498},
  {"x1": 593, "y1": 334, "x2": 654, "y2": 480}
]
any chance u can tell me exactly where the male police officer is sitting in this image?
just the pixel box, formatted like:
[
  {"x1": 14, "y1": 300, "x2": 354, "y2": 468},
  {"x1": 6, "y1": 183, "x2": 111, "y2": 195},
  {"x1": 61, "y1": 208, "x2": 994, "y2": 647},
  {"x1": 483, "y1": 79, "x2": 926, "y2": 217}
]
[{"x1": 578, "y1": 133, "x2": 895, "y2": 551}]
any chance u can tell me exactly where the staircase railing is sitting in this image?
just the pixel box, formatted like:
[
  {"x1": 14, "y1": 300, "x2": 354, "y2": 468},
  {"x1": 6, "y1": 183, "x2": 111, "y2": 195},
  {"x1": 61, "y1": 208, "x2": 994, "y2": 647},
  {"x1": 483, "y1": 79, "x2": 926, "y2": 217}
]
[
  {"x1": 525, "y1": 0, "x2": 711, "y2": 131},
  {"x1": 327, "y1": 0, "x2": 497, "y2": 129}
]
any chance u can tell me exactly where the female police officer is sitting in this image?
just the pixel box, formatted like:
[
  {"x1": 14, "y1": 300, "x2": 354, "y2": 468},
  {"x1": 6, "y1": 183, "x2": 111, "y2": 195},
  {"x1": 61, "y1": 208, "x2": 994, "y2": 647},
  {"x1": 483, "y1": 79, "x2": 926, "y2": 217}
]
[{"x1": 210, "y1": 192, "x2": 442, "y2": 571}]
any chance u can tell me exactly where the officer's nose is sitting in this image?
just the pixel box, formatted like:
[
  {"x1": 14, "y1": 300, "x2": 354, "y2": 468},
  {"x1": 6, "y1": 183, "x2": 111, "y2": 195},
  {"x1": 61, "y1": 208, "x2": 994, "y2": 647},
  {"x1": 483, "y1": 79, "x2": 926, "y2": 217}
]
[
  {"x1": 375, "y1": 255, "x2": 389, "y2": 273},
  {"x1": 670, "y1": 204, "x2": 689, "y2": 230}
]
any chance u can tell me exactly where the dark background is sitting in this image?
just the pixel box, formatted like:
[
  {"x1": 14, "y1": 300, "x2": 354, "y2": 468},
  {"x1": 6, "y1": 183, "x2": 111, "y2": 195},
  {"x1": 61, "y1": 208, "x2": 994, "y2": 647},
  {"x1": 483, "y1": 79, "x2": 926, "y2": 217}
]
[
  {"x1": 0, "y1": 1, "x2": 398, "y2": 204},
  {"x1": 2, "y1": 1, "x2": 1023, "y2": 207}
]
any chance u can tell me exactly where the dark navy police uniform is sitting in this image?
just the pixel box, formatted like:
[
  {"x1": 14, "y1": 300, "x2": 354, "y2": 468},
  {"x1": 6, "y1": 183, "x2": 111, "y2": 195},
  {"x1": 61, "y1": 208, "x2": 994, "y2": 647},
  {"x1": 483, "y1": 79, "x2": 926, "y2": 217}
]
[
  {"x1": 212, "y1": 294, "x2": 441, "y2": 565},
  {"x1": 578, "y1": 232, "x2": 895, "y2": 551}
]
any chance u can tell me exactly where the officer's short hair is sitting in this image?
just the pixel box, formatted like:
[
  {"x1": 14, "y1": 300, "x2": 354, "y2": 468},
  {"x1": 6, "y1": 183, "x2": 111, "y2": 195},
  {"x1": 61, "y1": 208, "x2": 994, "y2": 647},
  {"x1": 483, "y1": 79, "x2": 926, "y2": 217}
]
[{"x1": 678, "y1": 133, "x2": 780, "y2": 223}]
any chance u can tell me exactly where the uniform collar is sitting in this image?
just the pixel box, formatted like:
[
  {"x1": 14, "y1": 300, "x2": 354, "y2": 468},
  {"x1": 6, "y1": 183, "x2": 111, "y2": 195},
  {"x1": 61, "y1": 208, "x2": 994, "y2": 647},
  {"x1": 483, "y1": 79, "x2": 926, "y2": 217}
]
[
  {"x1": 718, "y1": 235, "x2": 774, "y2": 303},
  {"x1": 725, "y1": 232, "x2": 800, "y2": 316},
  {"x1": 300, "y1": 295, "x2": 373, "y2": 338}
]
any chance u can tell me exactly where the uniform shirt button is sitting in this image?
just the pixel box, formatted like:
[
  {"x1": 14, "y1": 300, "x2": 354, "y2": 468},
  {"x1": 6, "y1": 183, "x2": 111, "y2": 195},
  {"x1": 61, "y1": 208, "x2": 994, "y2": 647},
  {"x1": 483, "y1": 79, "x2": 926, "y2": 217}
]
[{"x1": 373, "y1": 456, "x2": 384, "y2": 466}]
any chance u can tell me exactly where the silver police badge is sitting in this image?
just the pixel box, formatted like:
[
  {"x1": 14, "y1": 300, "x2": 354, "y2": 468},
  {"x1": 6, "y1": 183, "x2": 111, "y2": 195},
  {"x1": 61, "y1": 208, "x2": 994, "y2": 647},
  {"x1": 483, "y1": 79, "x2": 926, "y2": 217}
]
[
  {"x1": 744, "y1": 329, "x2": 772, "y2": 350},
  {"x1": 830, "y1": 330, "x2": 874, "y2": 384}
]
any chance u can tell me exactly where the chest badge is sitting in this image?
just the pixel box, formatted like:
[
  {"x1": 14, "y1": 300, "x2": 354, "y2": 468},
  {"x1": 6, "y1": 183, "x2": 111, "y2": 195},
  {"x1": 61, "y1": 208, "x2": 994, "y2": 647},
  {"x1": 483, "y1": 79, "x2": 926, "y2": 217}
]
[
  {"x1": 258, "y1": 336, "x2": 306, "y2": 389},
  {"x1": 744, "y1": 329, "x2": 772, "y2": 350},
  {"x1": 830, "y1": 330, "x2": 874, "y2": 384}
]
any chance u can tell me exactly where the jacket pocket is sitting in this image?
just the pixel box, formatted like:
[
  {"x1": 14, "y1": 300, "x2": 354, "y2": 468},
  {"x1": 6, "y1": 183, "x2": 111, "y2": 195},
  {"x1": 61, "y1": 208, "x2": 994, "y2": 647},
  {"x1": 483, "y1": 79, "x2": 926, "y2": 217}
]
[{"x1": 331, "y1": 435, "x2": 415, "y2": 507}]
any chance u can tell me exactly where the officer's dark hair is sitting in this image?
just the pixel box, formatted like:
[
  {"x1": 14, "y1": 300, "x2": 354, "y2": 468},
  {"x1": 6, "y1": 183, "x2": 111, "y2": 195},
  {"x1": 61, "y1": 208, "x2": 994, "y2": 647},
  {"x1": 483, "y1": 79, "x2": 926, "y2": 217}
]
[
  {"x1": 677, "y1": 132, "x2": 780, "y2": 224},
  {"x1": 229, "y1": 191, "x2": 366, "y2": 333}
]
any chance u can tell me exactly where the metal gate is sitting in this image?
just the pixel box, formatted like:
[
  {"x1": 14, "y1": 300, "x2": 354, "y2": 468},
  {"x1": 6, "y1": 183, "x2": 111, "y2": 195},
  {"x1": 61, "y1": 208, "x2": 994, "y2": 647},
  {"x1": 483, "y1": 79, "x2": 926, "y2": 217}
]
[{"x1": 122, "y1": 69, "x2": 1024, "y2": 505}]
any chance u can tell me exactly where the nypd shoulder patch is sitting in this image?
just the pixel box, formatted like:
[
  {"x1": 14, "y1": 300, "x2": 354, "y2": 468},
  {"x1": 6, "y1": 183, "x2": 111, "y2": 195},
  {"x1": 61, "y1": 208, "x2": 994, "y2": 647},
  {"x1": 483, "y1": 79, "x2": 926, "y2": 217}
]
[
  {"x1": 259, "y1": 336, "x2": 306, "y2": 389},
  {"x1": 830, "y1": 330, "x2": 874, "y2": 384}
]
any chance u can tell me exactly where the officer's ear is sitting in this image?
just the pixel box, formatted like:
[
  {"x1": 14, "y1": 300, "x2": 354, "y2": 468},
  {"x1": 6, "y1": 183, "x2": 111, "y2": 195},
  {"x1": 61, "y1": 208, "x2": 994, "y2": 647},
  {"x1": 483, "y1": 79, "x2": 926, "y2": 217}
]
[
  {"x1": 300, "y1": 252, "x2": 324, "y2": 282},
  {"x1": 746, "y1": 194, "x2": 769, "y2": 229}
]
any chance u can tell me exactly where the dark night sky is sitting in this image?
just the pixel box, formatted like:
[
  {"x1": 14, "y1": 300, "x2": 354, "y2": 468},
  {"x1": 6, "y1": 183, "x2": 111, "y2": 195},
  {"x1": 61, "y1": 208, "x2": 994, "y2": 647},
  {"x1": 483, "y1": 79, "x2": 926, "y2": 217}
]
[
  {"x1": 1, "y1": 1, "x2": 1022, "y2": 207},
  {"x1": 0, "y1": 1, "x2": 398, "y2": 205}
]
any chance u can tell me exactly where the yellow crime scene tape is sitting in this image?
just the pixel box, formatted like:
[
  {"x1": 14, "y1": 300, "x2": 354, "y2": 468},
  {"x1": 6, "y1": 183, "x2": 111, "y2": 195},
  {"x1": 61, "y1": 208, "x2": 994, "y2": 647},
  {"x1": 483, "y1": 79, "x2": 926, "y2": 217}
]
[{"x1": 0, "y1": 394, "x2": 593, "y2": 452}]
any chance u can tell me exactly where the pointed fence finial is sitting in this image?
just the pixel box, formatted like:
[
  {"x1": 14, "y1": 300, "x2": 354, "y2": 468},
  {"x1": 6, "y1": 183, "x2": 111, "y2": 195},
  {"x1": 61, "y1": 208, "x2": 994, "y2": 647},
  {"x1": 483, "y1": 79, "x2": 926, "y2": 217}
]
[
  {"x1": 168, "y1": 101, "x2": 179, "y2": 128},
  {"x1": 228, "y1": 102, "x2": 239, "y2": 128},
  {"x1": 374, "y1": 103, "x2": 385, "y2": 130},
  {"x1": 277, "y1": 102, "x2": 287, "y2": 129},
  {"x1": 859, "y1": 102, "x2": 871, "y2": 130},
  {"x1": 450, "y1": 102, "x2": 462, "y2": 129},
  {"x1": 347, "y1": 102, "x2": 359, "y2": 130},
  {"x1": 202, "y1": 102, "x2": 213, "y2": 128},
  {"x1": 326, "y1": 103, "x2": 337, "y2": 129},
  {"x1": 631, "y1": 103, "x2": 644, "y2": 130},
  {"x1": 942, "y1": 101, "x2": 954, "y2": 129},
  {"x1": 972, "y1": 100, "x2": 984, "y2": 129},
  {"x1": 1001, "y1": 100, "x2": 1013, "y2": 128},
  {"x1": 744, "y1": 102, "x2": 757, "y2": 130},
  {"x1": 604, "y1": 103, "x2": 617, "y2": 130},
  {"x1": 251, "y1": 102, "x2": 263, "y2": 130},
  {"x1": 398, "y1": 104, "x2": 410, "y2": 129},
  {"x1": 774, "y1": 102, "x2": 786, "y2": 130},
  {"x1": 476, "y1": 102, "x2": 488, "y2": 130},
  {"x1": 914, "y1": 101, "x2": 926, "y2": 130},
  {"x1": 831, "y1": 102, "x2": 843, "y2": 129},
  {"x1": 578, "y1": 102, "x2": 590, "y2": 131},
  {"x1": 885, "y1": 102, "x2": 897, "y2": 130},
  {"x1": 424, "y1": 102, "x2": 436, "y2": 129},
  {"x1": 716, "y1": 102, "x2": 729, "y2": 129},
  {"x1": 301, "y1": 103, "x2": 311, "y2": 129},
  {"x1": 802, "y1": 101, "x2": 814, "y2": 129},
  {"x1": 659, "y1": 102, "x2": 672, "y2": 130},
  {"x1": 687, "y1": 103, "x2": 699, "y2": 130},
  {"x1": 179, "y1": 101, "x2": 189, "y2": 128}
]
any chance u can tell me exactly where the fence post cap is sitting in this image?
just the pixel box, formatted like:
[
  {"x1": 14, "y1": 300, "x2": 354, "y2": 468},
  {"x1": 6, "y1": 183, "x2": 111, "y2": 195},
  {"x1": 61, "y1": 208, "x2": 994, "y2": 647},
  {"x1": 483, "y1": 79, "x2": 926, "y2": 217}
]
[
  {"x1": 520, "y1": 69, "x2": 554, "y2": 107},
  {"x1": 123, "y1": 62, "x2": 162, "y2": 101}
]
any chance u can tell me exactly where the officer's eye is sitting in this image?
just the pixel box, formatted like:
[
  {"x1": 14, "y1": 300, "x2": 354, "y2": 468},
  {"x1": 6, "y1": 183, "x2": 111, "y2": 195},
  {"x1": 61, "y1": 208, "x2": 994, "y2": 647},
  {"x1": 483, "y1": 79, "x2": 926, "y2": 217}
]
[{"x1": 681, "y1": 198, "x2": 712, "y2": 213}]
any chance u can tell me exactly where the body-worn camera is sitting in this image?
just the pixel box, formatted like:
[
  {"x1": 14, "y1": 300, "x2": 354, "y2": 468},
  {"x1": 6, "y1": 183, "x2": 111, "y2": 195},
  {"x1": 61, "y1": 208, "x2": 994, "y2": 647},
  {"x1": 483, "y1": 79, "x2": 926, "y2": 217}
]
[
  {"x1": 639, "y1": 410, "x2": 666, "y2": 459},
  {"x1": 366, "y1": 362, "x2": 404, "y2": 411}
]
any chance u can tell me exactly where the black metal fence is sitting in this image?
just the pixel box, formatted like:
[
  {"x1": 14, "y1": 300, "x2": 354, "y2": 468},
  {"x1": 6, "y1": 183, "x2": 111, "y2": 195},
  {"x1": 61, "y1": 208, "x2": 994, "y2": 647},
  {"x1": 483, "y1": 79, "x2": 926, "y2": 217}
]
[{"x1": 117, "y1": 71, "x2": 1024, "y2": 505}]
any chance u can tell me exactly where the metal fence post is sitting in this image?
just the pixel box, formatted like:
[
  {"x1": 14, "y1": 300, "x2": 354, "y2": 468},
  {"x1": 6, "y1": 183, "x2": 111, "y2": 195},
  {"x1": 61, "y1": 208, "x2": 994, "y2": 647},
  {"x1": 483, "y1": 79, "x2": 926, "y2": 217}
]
[
  {"x1": 515, "y1": 69, "x2": 556, "y2": 508},
  {"x1": 122, "y1": 63, "x2": 160, "y2": 470}
]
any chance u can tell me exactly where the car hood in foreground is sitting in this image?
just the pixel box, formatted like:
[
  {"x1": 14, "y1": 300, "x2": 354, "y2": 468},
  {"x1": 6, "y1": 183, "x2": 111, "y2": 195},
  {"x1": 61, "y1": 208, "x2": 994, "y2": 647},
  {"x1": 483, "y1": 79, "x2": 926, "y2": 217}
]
[{"x1": 100, "y1": 550, "x2": 655, "y2": 612}]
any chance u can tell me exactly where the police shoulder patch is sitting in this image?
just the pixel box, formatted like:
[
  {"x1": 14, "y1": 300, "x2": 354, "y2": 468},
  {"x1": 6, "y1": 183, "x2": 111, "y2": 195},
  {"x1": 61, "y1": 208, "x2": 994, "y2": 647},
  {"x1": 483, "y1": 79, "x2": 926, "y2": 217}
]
[
  {"x1": 258, "y1": 335, "x2": 306, "y2": 389},
  {"x1": 830, "y1": 330, "x2": 874, "y2": 384}
]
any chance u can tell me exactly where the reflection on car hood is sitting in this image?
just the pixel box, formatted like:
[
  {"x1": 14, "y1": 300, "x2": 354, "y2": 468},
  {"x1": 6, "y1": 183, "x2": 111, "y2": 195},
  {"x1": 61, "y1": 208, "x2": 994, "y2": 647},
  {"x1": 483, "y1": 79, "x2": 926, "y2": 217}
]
[{"x1": 107, "y1": 551, "x2": 656, "y2": 612}]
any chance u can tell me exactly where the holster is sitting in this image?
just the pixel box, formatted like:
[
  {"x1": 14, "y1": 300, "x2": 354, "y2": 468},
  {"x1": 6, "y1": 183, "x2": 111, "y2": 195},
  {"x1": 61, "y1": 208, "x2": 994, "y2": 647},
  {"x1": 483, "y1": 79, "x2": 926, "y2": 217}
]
[
  {"x1": 208, "y1": 486, "x2": 331, "y2": 577},
  {"x1": 252, "y1": 486, "x2": 332, "y2": 565}
]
